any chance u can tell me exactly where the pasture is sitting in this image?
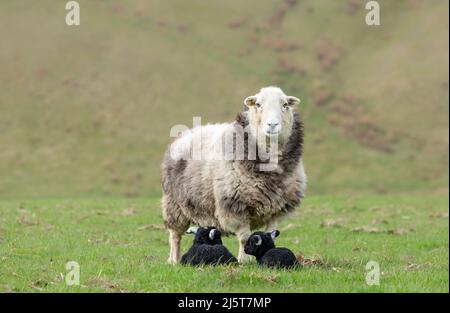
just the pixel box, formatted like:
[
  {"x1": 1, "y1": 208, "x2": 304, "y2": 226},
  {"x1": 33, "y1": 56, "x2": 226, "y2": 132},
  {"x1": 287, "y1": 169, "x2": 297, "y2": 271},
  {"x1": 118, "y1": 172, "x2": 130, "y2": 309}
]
[{"x1": 0, "y1": 195, "x2": 447, "y2": 292}]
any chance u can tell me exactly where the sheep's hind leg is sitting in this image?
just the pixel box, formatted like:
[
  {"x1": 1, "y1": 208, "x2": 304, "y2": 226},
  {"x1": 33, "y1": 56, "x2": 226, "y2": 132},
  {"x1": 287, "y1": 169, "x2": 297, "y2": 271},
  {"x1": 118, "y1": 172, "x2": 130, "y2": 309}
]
[
  {"x1": 168, "y1": 229, "x2": 182, "y2": 265},
  {"x1": 162, "y1": 194, "x2": 189, "y2": 265}
]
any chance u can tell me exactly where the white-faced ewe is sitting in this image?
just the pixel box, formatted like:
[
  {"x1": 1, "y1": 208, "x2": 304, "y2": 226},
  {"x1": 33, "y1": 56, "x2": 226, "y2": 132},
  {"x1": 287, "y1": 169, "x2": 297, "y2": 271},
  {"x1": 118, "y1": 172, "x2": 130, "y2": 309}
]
[
  {"x1": 180, "y1": 226, "x2": 237, "y2": 266},
  {"x1": 162, "y1": 86, "x2": 307, "y2": 264},
  {"x1": 244, "y1": 230, "x2": 299, "y2": 268}
]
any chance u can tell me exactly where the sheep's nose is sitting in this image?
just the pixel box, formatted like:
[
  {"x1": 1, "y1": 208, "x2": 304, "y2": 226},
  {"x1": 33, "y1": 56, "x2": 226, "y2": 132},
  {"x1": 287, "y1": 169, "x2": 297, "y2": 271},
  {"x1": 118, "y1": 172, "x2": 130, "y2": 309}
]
[{"x1": 267, "y1": 122, "x2": 279, "y2": 128}]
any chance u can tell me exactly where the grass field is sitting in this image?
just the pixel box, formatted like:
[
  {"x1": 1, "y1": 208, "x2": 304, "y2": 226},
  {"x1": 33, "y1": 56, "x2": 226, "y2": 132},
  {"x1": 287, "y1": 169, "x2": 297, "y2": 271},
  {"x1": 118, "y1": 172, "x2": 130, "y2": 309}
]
[{"x1": 0, "y1": 195, "x2": 447, "y2": 292}]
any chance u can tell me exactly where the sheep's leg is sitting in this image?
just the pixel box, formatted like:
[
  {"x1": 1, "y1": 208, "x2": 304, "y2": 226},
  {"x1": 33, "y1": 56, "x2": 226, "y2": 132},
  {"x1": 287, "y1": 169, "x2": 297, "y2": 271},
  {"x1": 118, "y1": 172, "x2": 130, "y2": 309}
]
[
  {"x1": 265, "y1": 219, "x2": 279, "y2": 232},
  {"x1": 235, "y1": 226, "x2": 252, "y2": 263},
  {"x1": 216, "y1": 203, "x2": 252, "y2": 263},
  {"x1": 167, "y1": 229, "x2": 182, "y2": 265},
  {"x1": 162, "y1": 194, "x2": 189, "y2": 265}
]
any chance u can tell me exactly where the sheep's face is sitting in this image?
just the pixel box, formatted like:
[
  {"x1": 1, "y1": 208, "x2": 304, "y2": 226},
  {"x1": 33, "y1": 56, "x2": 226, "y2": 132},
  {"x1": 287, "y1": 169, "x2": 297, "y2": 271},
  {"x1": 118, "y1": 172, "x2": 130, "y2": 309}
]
[
  {"x1": 244, "y1": 87, "x2": 300, "y2": 141},
  {"x1": 186, "y1": 226, "x2": 223, "y2": 245},
  {"x1": 244, "y1": 230, "x2": 280, "y2": 258}
]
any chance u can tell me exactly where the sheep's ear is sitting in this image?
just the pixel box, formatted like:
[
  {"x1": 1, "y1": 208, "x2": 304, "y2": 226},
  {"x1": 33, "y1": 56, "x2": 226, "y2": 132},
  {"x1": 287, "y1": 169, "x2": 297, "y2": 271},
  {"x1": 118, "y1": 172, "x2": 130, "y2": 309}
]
[
  {"x1": 268, "y1": 230, "x2": 280, "y2": 239},
  {"x1": 286, "y1": 96, "x2": 300, "y2": 106},
  {"x1": 186, "y1": 226, "x2": 199, "y2": 234},
  {"x1": 244, "y1": 95, "x2": 257, "y2": 107}
]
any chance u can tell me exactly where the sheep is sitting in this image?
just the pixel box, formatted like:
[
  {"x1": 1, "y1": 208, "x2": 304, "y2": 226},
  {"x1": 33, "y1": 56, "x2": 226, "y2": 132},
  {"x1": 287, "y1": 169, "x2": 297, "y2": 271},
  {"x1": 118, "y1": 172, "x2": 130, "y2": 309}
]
[
  {"x1": 244, "y1": 230, "x2": 299, "y2": 268},
  {"x1": 161, "y1": 86, "x2": 307, "y2": 264},
  {"x1": 180, "y1": 226, "x2": 237, "y2": 266}
]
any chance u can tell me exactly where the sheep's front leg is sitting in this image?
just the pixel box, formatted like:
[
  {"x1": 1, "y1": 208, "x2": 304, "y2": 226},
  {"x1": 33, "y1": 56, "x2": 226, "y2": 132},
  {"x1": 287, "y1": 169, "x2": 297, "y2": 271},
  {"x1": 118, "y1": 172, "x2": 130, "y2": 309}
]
[
  {"x1": 235, "y1": 226, "x2": 252, "y2": 263},
  {"x1": 167, "y1": 229, "x2": 182, "y2": 265}
]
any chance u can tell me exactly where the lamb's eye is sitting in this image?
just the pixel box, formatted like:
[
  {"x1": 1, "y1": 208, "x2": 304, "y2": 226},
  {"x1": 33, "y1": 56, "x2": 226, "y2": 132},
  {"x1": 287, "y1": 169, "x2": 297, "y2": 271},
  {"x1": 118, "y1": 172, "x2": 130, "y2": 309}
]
[
  {"x1": 256, "y1": 103, "x2": 261, "y2": 108},
  {"x1": 283, "y1": 102, "x2": 289, "y2": 109}
]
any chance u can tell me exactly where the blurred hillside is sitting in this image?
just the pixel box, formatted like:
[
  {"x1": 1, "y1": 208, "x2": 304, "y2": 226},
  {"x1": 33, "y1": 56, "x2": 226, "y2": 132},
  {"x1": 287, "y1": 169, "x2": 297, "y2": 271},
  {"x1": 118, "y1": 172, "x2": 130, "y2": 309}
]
[{"x1": 0, "y1": 0, "x2": 448, "y2": 198}]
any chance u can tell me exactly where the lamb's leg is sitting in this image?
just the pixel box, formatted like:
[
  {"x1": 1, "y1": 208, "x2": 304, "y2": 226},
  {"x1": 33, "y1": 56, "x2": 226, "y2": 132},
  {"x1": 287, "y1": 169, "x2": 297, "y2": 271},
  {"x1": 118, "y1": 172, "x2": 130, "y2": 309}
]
[
  {"x1": 168, "y1": 229, "x2": 182, "y2": 264},
  {"x1": 235, "y1": 226, "x2": 252, "y2": 263}
]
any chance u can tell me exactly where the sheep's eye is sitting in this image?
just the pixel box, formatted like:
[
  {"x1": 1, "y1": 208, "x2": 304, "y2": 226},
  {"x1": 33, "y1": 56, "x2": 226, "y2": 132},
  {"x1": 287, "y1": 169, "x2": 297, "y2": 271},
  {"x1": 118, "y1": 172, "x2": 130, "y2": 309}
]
[
  {"x1": 283, "y1": 102, "x2": 289, "y2": 109},
  {"x1": 255, "y1": 103, "x2": 261, "y2": 108}
]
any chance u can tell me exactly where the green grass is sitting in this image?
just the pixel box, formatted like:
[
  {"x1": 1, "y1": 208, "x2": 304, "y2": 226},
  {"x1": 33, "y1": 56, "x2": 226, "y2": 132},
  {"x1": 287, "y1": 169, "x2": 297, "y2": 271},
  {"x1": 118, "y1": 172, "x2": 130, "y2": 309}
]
[{"x1": 0, "y1": 195, "x2": 448, "y2": 292}]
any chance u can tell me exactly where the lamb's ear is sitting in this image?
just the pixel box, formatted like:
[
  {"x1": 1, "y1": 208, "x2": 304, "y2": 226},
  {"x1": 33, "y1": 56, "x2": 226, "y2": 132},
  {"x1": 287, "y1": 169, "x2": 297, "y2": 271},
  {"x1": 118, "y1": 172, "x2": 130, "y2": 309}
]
[
  {"x1": 286, "y1": 96, "x2": 300, "y2": 106},
  {"x1": 244, "y1": 95, "x2": 257, "y2": 107},
  {"x1": 209, "y1": 229, "x2": 219, "y2": 240},
  {"x1": 268, "y1": 230, "x2": 280, "y2": 239},
  {"x1": 186, "y1": 226, "x2": 199, "y2": 234}
]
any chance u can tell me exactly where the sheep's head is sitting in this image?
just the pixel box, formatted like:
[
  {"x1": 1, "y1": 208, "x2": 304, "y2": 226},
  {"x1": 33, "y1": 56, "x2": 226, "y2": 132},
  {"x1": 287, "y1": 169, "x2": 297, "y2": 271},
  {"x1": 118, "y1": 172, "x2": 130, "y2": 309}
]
[
  {"x1": 186, "y1": 226, "x2": 223, "y2": 245},
  {"x1": 244, "y1": 230, "x2": 280, "y2": 258},
  {"x1": 244, "y1": 87, "x2": 300, "y2": 142}
]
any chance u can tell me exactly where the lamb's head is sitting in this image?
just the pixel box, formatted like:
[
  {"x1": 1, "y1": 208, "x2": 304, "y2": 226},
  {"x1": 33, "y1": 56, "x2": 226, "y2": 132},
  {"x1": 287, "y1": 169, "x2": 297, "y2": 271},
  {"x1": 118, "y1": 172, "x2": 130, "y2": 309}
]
[
  {"x1": 244, "y1": 87, "x2": 300, "y2": 142},
  {"x1": 186, "y1": 226, "x2": 223, "y2": 245},
  {"x1": 244, "y1": 230, "x2": 280, "y2": 258}
]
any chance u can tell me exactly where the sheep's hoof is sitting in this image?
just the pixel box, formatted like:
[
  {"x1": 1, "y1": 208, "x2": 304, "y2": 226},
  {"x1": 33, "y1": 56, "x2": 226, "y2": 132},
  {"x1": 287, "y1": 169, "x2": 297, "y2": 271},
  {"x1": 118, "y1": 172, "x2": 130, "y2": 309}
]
[
  {"x1": 238, "y1": 253, "x2": 253, "y2": 264},
  {"x1": 167, "y1": 257, "x2": 178, "y2": 265}
]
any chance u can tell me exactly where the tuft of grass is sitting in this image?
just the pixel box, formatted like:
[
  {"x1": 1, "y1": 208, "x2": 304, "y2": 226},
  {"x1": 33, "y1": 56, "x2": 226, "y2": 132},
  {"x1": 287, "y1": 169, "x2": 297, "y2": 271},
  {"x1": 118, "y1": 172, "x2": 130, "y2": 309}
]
[{"x1": 0, "y1": 195, "x2": 447, "y2": 292}]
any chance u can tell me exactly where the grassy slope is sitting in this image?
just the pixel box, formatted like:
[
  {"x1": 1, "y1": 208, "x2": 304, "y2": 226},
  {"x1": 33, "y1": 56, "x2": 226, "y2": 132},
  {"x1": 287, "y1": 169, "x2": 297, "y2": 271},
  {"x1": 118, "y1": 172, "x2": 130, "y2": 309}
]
[
  {"x1": 0, "y1": 0, "x2": 448, "y2": 198},
  {"x1": 0, "y1": 195, "x2": 448, "y2": 292}
]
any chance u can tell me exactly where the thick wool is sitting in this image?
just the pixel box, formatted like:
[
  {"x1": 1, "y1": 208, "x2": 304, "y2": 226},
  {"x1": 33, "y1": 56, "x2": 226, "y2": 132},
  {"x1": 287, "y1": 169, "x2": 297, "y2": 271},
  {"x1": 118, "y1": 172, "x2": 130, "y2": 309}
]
[
  {"x1": 244, "y1": 231, "x2": 299, "y2": 268},
  {"x1": 180, "y1": 227, "x2": 237, "y2": 266},
  {"x1": 161, "y1": 87, "x2": 307, "y2": 263},
  {"x1": 161, "y1": 112, "x2": 306, "y2": 231}
]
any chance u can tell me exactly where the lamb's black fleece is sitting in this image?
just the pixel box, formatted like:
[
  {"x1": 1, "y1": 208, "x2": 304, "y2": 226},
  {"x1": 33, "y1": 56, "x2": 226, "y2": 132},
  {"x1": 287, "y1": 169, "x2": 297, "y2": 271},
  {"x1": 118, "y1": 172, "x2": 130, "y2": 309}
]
[
  {"x1": 181, "y1": 244, "x2": 237, "y2": 265},
  {"x1": 181, "y1": 226, "x2": 237, "y2": 266},
  {"x1": 244, "y1": 231, "x2": 299, "y2": 269}
]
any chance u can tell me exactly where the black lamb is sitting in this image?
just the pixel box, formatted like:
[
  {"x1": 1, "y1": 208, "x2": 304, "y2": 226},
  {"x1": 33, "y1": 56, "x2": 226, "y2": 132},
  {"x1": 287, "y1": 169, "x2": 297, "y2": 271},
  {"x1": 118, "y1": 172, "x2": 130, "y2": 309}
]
[
  {"x1": 244, "y1": 230, "x2": 300, "y2": 268},
  {"x1": 180, "y1": 226, "x2": 237, "y2": 266}
]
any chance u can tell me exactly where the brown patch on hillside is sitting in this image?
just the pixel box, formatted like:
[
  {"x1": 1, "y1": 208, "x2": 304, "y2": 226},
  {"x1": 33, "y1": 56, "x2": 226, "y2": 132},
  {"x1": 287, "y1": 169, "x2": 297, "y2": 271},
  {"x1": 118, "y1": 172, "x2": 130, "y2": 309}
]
[
  {"x1": 313, "y1": 88, "x2": 334, "y2": 106},
  {"x1": 177, "y1": 25, "x2": 188, "y2": 34},
  {"x1": 408, "y1": 0, "x2": 419, "y2": 8},
  {"x1": 133, "y1": 10, "x2": 146, "y2": 18},
  {"x1": 314, "y1": 38, "x2": 343, "y2": 72},
  {"x1": 346, "y1": 0, "x2": 361, "y2": 16},
  {"x1": 263, "y1": 38, "x2": 304, "y2": 52},
  {"x1": 157, "y1": 21, "x2": 167, "y2": 27},
  {"x1": 267, "y1": 0, "x2": 298, "y2": 28},
  {"x1": 237, "y1": 47, "x2": 252, "y2": 57},
  {"x1": 247, "y1": 33, "x2": 260, "y2": 45},
  {"x1": 328, "y1": 96, "x2": 396, "y2": 153},
  {"x1": 111, "y1": 2, "x2": 124, "y2": 14},
  {"x1": 229, "y1": 16, "x2": 249, "y2": 29},
  {"x1": 275, "y1": 56, "x2": 307, "y2": 75}
]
